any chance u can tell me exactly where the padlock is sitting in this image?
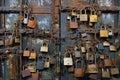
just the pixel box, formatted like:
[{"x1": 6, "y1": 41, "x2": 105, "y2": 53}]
[
  {"x1": 74, "y1": 59, "x2": 84, "y2": 77},
  {"x1": 108, "y1": 25, "x2": 114, "y2": 36},
  {"x1": 67, "y1": 14, "x2": 71, "y2": 20},
  {"x1": 29, "y1": 48, "x2": 36, "y2": 59},
  {"x1": 87, "y1": 64, "x2": 98, "y2": 73},
  {"x1": 63, "y1": 53, "x2": 73, "y2": 66},
  {"x1": 71, "y1": 8, "x2": 77, "y2": 16},
  {"x1": 76, "y1": 10, "x2": 80, "y2": 19},
  {"x1": 108, "y1": 30, "x2": 113, "y2": 36},
  {"x1": 102, "y1": 68, "x2": 110, "y2": 78},
  {"x1": 104, "y1": 56, "x2": 112, "y2": 67},
  {"x1": 109, "y1": 45, "x2": 116, "y2": 51},
  {"x1": 23, "y1": 13, "x2": 28, "y2": 24},
  {"x1": 69, "y1": 16, "x2": 78, "y2": 29},
  {"x1": 97, "y1": 42, "x2": 104, "y2": 50},
  {"x1": 40, "y1": 41, "x2": 48, "y2": 52},
  {"x1": 36, "y1": 56, "x2": 44, "y2": 70},
  {"x1": 44, "y1": 57, "x2": 50, "y2": 68},
  {"x1": 103, "y1": 41, "x2": 110, "y2": 46},
  {"x1": 79, "y1": 9, "x2": 88, "y2": 21},
  {"x1": 86, "y1": 53, "x2": 94, "y2": 61},
  {"x1": 74, "y1": 50, "x2": 81, "y2": 58},
  {"x1": 89, "y1": 9, "x2": 98, "y2": 22},
  {"x1": 23, "y1": 47, "x2": 30, "y2": 57},
  {"x1": 27, "y1": 62, "x2": 36, "y2": 72},
  {"x1": 100, "y1": 25, "x2": 108, "y2": 37},
  {"x1": 27, "y1": 16, "x2": 37, "y2": 29},
  {"x1": 81, "y1": 46, "x2": 86, "y2": 53},
  {"x1": 21, "y1": 66, "x2": 31, "y2": 78},
  {"x1": 15, "y1": 36, "x2": 20, "y2": 43},
  {"x1": 110, "y1": 66, "x2": 119, "y2": 75}
]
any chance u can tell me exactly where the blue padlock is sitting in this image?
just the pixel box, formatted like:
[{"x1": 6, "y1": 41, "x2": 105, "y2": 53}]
[{"x1": 36, "y1": 56, "x2": 44, "y2": 70}]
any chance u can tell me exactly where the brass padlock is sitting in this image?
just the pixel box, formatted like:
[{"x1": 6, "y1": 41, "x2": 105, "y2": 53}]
[
  {"x1": 90, "y1": 9, "x2": 98, "y2": 22},
  {"x1": 44, "y1": 57, "x2": 50, "y2": 68}
]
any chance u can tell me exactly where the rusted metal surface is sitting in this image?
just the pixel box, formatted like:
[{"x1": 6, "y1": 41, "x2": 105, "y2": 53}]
[
  {"x1": 0, "y1": 7, "x2": 20, "y2": 12},
  {"x1": 29, "y1": 0, "x2": 52, "y2": 14}
]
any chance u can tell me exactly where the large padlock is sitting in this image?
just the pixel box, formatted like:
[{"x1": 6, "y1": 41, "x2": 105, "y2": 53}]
[
  {"x1": 27, "y1": 16, "x2": 37, "y2": 29},
  {"x1": 87, "y1": 64, "x2": 98, "y2": 73},
  {"x1": 102, "y1": 68, "x2": 110, "y2": 78},
  {"x1": 79, "y1": 9, "x2": 88, "y2": 21},
  {"x1": 63, "y1": 53, "x2": 73, "y2": 66},
  {"x1": 40, "y1": 41, "x2": 48, "y2": 52},
  {"x1": 89, "y1": 9, "x2": 98, "y2": 22},
  {"x1": 74, "y1": 59, "x2": 84, "y2": 77},
  {"x1": 100, "y1": 25, "x2": 108, "y2": 37},
  {"x1": 69, "y1": 16, "x2": 78, "y2": 29},
  {"x1": 110, "y1": 66, "x2": 119, "y2": 75},
  {"x1": 23, "y1": 47, "x2": 30, "y2": 57},
  {"x1": 29, "y1": 48, "x2": 36, "y2": 59},
  {"x1": 36, "y1": 56, "x2": 44, "y2": 70},
  {"x1": 27, "y1": 62, "x2": 36, "y2": 72}
]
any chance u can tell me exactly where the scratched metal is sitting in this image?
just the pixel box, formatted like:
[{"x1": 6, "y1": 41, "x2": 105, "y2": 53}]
[
  {"x1": 5, "y1": 0, "x2": 20, "y2": 7},
  {"x1": 96, "y1": 13, "x2": 114, "y2": 29},
  {"x1": 28, "y1": 0, "x2": 52, "y2": 13},
  {"x1": 28, "y1": 0, "x2": 52, "y2": 7},
  {"x1": 35, "y1": 14, "x2": 51, "y2": 29},
  {"x1": 97, "y1": 0, "x2": 113, "y2": 7},
  {"x1": 5, "y1": 13, "x2": 19, "y2": 30}
]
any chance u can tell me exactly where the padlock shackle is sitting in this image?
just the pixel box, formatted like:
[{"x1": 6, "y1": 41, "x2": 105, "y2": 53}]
[
  {"x1": 75, "y1": 59, "x2": 83, "y2": 68},
  {"x1": 101, "y1": 25, "x2": 107, "y2": 30},
  {"x1": 25, "y1": 47, "x2": 29, "y2": 50},
  {"x1": 31, "y1": 48, "x2": 35, "y2": 52},
  {"x1": 42, "y1": 41, "x2": 48, "y2": 46},
  {"x1": 27, "y1": 62, "x2": 36, "y2": 66},
  {"x1": 64, "y1": 52, "x2": 72, "y2": 58},
  {"x1": 90, "y1": 7, "x2": 97, "y2": 15},
  {"x1": 80, "y1": 9, "x2": 87, "y2": 14}
]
